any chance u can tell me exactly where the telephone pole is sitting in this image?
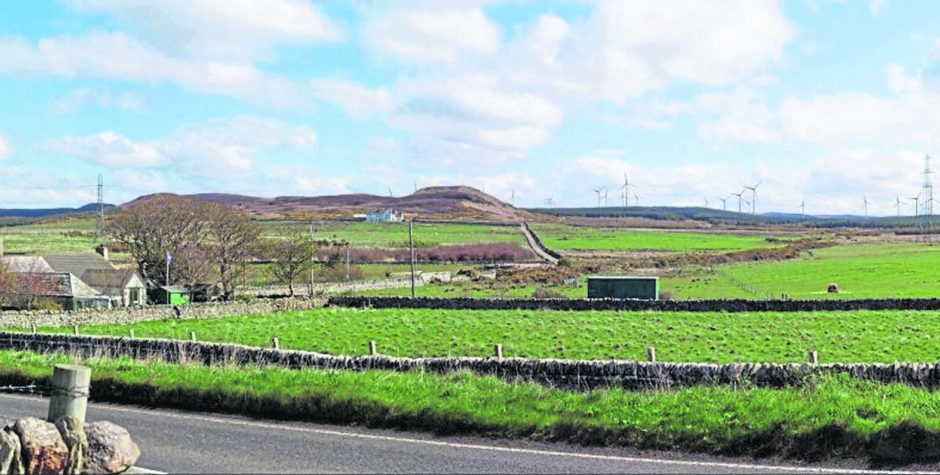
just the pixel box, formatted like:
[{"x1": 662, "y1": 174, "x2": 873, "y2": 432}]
[
  {"x1": 409, "y1": 219, "x2": 416, "y2": 298},
  {"x1": 95, "y1": 174, "x2": 104, "y2": 243}
]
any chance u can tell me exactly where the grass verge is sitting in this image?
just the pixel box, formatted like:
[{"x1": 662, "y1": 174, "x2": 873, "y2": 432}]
[{"x1": 2, "y1": 350, "x2": 939, "y2": 463}]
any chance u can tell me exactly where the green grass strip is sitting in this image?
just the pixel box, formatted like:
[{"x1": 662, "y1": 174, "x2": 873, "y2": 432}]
[
  {"x1": 2, "y1": 350, "x2": 940, "y2": 462},
  {"x1": 33, "y1": 308, "x2": 940, "y2": 363}
]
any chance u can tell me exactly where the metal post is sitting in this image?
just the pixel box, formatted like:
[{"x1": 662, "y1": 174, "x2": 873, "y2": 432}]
[
  {"x1": 47, "y1": 365, "x2": 91, "y2": 424},
  {"x1": 346, "y1": 247, "x2": 350, "y2": 282},
  {"x1": 409, "y1": 220, "x2": 416, "y2": 298}
]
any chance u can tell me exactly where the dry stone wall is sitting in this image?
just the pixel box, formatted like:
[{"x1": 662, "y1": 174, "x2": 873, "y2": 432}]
[
  {"x1": 3, "y1": 332, "x2": 940, "y2": 390},
  {"x1": 0, "y1": 298, "x2": 318, "y2": 329},
  {"x1": 328, "y1": 296, "x2": 940, "y2": 312}
]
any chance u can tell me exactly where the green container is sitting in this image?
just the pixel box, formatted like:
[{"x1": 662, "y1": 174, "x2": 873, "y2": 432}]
[{"x1": 587, "y1": 276, "x2": 659, "y2": 300}]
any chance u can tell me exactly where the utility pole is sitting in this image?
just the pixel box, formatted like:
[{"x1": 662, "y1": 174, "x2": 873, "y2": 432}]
[
  {"x1": 921, "y1": 154, "x2": 934, "y2": 243},
  {"x1": 309, "y1": 222, "x2": 316, "y2": 296},
  {"x1": 95, "y1": 174, "x2": 104, "y2": 244},
  {"x1": 409, "y1": 219, "x2": 416, "y2": 298},
  {"x1": 345, "y1": 246, "x2": 350, "y2": 282}
]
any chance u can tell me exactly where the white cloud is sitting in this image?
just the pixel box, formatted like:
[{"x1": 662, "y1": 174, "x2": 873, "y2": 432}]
[
  {"x1": 64, "y1": 0, "x2": 343, "y2": 61},
  {"x1": 0, "y1": 134, "x2": 11, "y2": 159},
  {"x1": 53, "y1": 88, "x2": 147, "y2": 113},
  {"x1": 869, "y1": 0, "x2": 887, "y2": 14},
  {"x1": 0, "y1": 32, "x2": 307, "y2": 109},
  {"x1": 45, "y1": 131, "x2": 169, "y2": 167},
  {"x1": 310, "y1": 78, "x2": 392, "y2": 119},
  {"x1": 362, "y1": 5, "x2": 501, "y2": 64},
  {"x1": 698, "y1": 89, "x2": 779, "y2": 143}
]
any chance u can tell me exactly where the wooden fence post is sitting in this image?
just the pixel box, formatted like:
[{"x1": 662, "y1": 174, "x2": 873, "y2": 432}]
[
  {"x1": 189, "y1": 331, "x2": 196, "y2": 342},
  {"x1": 47, "y1": 364, "x2": 91, "y2": 424},
  {"x1": 129, "y1": 329, "x2": 134, "y2": 339},
  {"x1": 646, "y1": 346, "x2": 656, "y2": 363},
  {"x1": 368, "y1": 341, "x2": 377, "y2": 356},
  {"x1": 31, "y1": 324, "x2": 36, "y2": 334},
  {"x1": 808, "y1": 350, "x2": 818, "y2": 364},
  {"x1": 73, "y1": 326, "x2": 79, "y2": 336},
  {"x1": 494, "y1": 344, "x2": 503, "y2": 359},
  {"x1": 272, "y1": 338, "x2": 280, "y2": 350}
]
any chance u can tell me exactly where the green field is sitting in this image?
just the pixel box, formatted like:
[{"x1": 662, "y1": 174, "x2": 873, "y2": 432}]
[
  {"x1": 35, "y1": 307, "x2": 940, "y2": 363},
  {"x1": 529, "y1": 223, "x2": 790, "y2": 251},
  {"x1": 3, "y1": 350, "x2": 939, "y2": 461},
  {"x1": 263, "y1": 221, "x2": 526, "y2": 248},
  {"x1": 667, "y1": 242, "x2": 940, "y2": 300}
]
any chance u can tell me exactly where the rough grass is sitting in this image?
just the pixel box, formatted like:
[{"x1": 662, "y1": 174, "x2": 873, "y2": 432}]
[
  {"x1": 33, "y1": 308, "x2": 940, "y2": 363},
  {"x1": 529, "y1": 223, "x2": 789, "y2": 251},
  {"x1": 262, "y1": 221, "x2": 527, "y2": 248},
  {"x1": 2, "y1": 350, "x2": 940, "y2": 463},
  {"x1": 667, "y1": 242, "x2": 940, "y2": 300}
]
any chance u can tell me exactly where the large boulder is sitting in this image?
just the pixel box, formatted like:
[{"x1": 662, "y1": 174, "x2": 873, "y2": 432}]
[
  {"x1": 0, "y1": 427, "x2": 24, "y2": 474},
  {"x1": 54, "y1": 417, "x2": 86, "y2": 475},
  {"x1": 84, "y1": 422, "x2": 139, "y2": 474},
  {"x1": 11, "y1": 417, "x2": 68, "y2": 475}
]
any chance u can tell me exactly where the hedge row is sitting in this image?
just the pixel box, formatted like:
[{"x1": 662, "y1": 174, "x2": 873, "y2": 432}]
[
  {"x1": 327, "y1": 296, "x2": 940, "y2": 312},
  {"x1": 4, "y1": 332, "x2": 940, "y2": 390}
]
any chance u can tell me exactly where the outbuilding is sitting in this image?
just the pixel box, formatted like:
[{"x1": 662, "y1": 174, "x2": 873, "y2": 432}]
[
  {"x1": 587, "y1": 276, "x2": 660, "y2": 300},
  {"x1": 152, "y1": 286, "x2": 191, "y2": 305}
]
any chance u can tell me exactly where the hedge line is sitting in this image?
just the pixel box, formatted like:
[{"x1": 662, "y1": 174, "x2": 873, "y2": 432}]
[
  {"x1": 327, "y1": 296, "x2": 940, "y2": 312},
  {"x1": 4, "y1": 332, "x2": 940, "y2": 390}
]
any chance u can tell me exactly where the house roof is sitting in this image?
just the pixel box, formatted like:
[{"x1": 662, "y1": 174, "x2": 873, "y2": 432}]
[
  {"x1": 80, "y1": 269, "x2": 143, "y2": 296},
  {"x1": 21, "y1": 272, "x2": 103, "y2": 299},
  {"x1": 160, "y1": 286, "x2": 190, "y2": 293},
  {"x1": 0, "y1": 256, "x2": 55, "y2": 273},
  {"x1": 43, "y1": 254, "x2": 117, "y2": 278}
]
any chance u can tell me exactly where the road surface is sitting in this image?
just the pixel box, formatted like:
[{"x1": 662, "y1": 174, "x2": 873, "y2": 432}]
[{"x1": 0, "y1": 393, "x2": 936, "y2": 474}]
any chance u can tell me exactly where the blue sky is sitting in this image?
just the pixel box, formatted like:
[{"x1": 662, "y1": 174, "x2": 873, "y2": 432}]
[{"x1": 2, "y1": 0, "x2": 940, "y2": 215}]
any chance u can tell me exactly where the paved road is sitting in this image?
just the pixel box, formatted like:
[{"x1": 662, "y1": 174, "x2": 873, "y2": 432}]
[{"x1": 0, "y1": 393, "x2": 936, "y2": 474}]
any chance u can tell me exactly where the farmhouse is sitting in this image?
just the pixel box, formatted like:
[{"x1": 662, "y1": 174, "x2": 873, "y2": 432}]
[
  {"x1": 365, "y1": 209, "x2": 404, "y2": 222},
  {"x1": 42, "y1": 251, "x2": 147, "y2": 307}
]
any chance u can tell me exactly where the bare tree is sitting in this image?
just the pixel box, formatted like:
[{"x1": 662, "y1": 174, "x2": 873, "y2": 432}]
[
  {"x1": 204, "y1": 204, "x2": 261, "y2": 301},
  {"x1": 266, "y1": 227, "x2": 317, "y2": 297},
  {"x1": 0, "y1": 263, "x2": 15, "y2": 307}
]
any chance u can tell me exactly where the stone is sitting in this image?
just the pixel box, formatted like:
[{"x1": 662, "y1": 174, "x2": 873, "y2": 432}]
[
  {"x1": 84, "y1": 421, "x2": 139, "y2": 474},
  {"x1": 0, "y1": 427, "x2": 24, "y2": 475},
  {"x1": 11, "y1": 417, "x2": 68, "y2": 475},
  {"x1": 54, "y1": 417, "x2": 86, "y2": 475},
  {"x1": 827, "y1": 282, "x2": 839, "y2": 293}
]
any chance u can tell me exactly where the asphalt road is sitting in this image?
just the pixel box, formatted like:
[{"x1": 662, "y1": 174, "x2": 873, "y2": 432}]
[{"x1": 0, "y1": 393, "x2": 937, "y2": 474}]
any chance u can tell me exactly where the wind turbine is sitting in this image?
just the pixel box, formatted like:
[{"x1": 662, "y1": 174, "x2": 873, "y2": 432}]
[
  {"x1": 619, "y1": 173, "x2": 629, "y2": 207},
  {"x1": 717, "y1": 197, "x2": 727, "y2": 211},
  {"x1": 704, "y1": 197, "x2": 709, "y2": 208},
  {"x1": 388, "y1": 186, "x2": 393, "y2": 197},
  {"x1": 545, "y1": 196, "x2": 554, "y2": 208},
  {"x1": 744, "y1": 182, "x2": 761, "y2": 215},
  {"x1": 732, "y1": 190, "x2": 745, "y2": 213},
  {"x1": 591, "y1": 187, "x2": 604, "y2": 207},
  {"x1": 896, "y1": 195, "x2": 901, "y2": 217},
  {"x1": 863, "y1": 196, "x2": 869, "y2": 218},
  {"x1": 911, "y1": 195, "x2": 920, "y2": 217},
  {"x1": 634, "y1": 193, "x2": 639, "y2": 207},
  {"x1": 510, "y1": 188, "x2": 515, "y2": 206},
  {"x1": 800, "y1": 200, "x2": 806, "y2": 217},
  {"x1": 603, "y1": 189, "x2": 608, "y2": 207}
]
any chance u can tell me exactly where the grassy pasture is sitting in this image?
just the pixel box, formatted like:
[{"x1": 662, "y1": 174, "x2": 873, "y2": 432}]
[
  {"x1": 37, "y1": 308, "x2": 940, "y2": 363},
  {"x1": 262, "y1": 221, "x2": 526, "y2": 248},
  {"x1": 667, "y1": 242, "x2": 940, "y2": 300},
  {"x1": 529, "y1": 223, "x2": 789, "y2": 251},
  {"x1": 3, "y1": 350, "x2": 940, "y2": 461}
]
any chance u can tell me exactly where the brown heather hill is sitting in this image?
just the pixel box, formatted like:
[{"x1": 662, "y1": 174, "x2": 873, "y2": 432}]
[{"x1": 121, "y1": 186, "x2": 535, "y2": 222}]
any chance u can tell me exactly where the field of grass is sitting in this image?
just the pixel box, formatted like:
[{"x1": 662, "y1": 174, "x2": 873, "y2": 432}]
[
  {"x1": 529, "y1": 223, "x2": 790, "y2": 251},
  {"x1": 3, "y1": 350, "x2": 939, "y2": 462},
  {"x1": 667, "y1": 242, "x2": 940, "y2": 300},
  {"x1": 262, "y1": 221, "x2": 526, "y2": 248},
  {"x1": 1, "y1": 228, "x2": 100, "y2": 254},
  {"x1": 34, "y1": 307, "x2": 940, "y2": 363},
  {"x1": 355, "y1": 279, "x2": 587, "y2": 298}
]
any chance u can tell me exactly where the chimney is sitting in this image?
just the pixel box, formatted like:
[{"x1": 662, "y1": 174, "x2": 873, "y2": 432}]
[{"x1": 95, "y1": 245, "x2": 109, "y2": 261}]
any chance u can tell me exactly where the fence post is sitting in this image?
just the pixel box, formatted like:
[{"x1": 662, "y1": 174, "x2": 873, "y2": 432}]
[
  {"x1": 73, "y1": 325, "x2": 79, "y2": 336},
  {"x1": 272, "y1": 337, "x2": 280, "y2": 350},
  {"x1": 189, "y1": 331, "x2": 196, "y2": 342},
  {"x1": 368, "y1": 341, "x2": 377, "y2": 356},
  {"x1": 494, "y1": 344, "x2": 503, "y2": 359},
  {"x1": 47, "y1": 364, "x2": 91, "y2": 424},
  {"x1": 31, "y1": 324, "x2": 36, "y2": 334},
  {"x1": 646, "y1": 346, "x2": 656, "y2": 363},
  {"x1": 808, "y1": 350, "x2": 818, "y2": 364},
  {"x1": 129, "y1": 329, "x2": 134, "y2": 339}
]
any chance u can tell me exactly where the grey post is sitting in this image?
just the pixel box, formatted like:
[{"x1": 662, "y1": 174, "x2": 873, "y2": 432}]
[
  {"x1": 808, "y1": 350, "x2": 818, "y2": 364},
  {"x1": 31, "y1": 324, "x2": 36, "y2": 334},
  {"x1": 47, "y1": 364, "x2": 91, "y2": 424},
  {"x1": 494, "y1": 344, "x2": 503, "y2": 359},
  {"x1": 646, "y1": 346, "x2": 656, "y2": 363},
  {"x1": 189, "y1": 331, "x2": 196, "y2": 342},
  {"x1": 409, "y1": 220, "x2": 416, "y2": 298},
  {"x1": 73, "y1": 325, "x2": 79, "y2": 336},
  {"x1": 368, "y1": 341, "x2": 377, "y2": 356},
  {"x1": 272, "y1": 337, "x2": 280, "y2": 350},
  {"x1": 129, "y1": 329, "x2": 135, "y2": 339}
]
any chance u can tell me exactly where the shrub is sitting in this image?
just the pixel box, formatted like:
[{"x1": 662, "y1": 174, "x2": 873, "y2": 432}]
[
  {"x1": 32, "y1": 299, "x2": 63, "y2": 311},
  {"x1": 531, "y1": 286, "x2": 565, "y2": 299}
]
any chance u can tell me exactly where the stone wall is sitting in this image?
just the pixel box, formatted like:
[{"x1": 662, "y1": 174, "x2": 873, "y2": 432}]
[
  {"x1": 328, "y1": 296, "x2": 940, "y2": 313},
  {"x1": 0, "y1": 298, "x2": 318, "y2": 329},
  {"x1": 3, "y1": 332, "x2": 940, "y2": 390}
]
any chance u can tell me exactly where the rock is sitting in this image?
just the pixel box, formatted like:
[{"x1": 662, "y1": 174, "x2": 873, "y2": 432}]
[
  {"x1": 827, "y1": 283, "x2": 839, "y2": 293},
  {"x1": 11, "y1": 417, "x2": 68, "y2": 475},
  {"x1": 0, "y1": 427, "x2": 24, "y2": 475},
  {"x1": 54, "y1": 417, "x2": 86, "y2": 475},
  {"x1": 84, "y1": 421, "x2": 139, "y2": 474}
]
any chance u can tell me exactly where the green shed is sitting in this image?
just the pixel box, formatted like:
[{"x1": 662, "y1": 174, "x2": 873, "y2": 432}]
[
  {"x1": 153, "y1": 286, "x2": 191, "y2": 305},
  {"x1": 587, "y1": 276, "x2": 659, "y2": 300}
]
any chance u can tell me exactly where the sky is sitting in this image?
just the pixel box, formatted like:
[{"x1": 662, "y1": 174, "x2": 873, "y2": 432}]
[{"x1": 2, "y1": 0, "x2": 940, "y2": 216}]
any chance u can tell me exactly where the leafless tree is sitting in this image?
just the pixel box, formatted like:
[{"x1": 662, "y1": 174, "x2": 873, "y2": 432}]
[
  {"x1": 266, "y1": 227, "x2": 317, "y2": 297},
  {"x1": 204, "y1": 205, "x2": 261, "y2": 300}
]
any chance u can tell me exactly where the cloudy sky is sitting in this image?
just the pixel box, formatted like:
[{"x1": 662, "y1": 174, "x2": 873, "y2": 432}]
[{"x1": 2, "y1": 0, "x2": 940, "y2": 215}]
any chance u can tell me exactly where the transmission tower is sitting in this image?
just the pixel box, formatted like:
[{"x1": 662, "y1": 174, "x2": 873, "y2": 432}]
[
  {"x1": 920, "y1": 155, "x2": 934, "y2": 243},
  {"x1": 95, "y1": 174, "x2": 104, "y2": 244}
]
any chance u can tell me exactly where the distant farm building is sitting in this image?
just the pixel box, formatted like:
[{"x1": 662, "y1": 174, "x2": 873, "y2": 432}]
[
  {"x1": 152, "y1": 286, "x2": 191, "y2": 306},
  {"x1": 365, "y1": 209, "x2": 404, "y2": 222},
  {"x1": 587, "y1": 276, "x2": 660, "y2": 300}
]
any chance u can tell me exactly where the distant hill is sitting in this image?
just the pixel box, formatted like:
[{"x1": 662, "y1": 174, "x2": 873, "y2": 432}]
[
  {"x1": 122, "y1": 186, "x2": 533, "y2": 222},
  {"x1": 0, "y1": 203, "x2": 116, "y2": 218}
]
